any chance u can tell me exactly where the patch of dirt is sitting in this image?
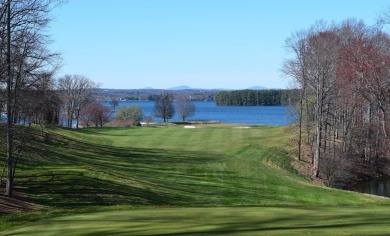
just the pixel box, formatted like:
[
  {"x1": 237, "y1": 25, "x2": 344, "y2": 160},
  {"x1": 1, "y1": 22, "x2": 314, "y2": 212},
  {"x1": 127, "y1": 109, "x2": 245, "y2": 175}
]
[
  {"x1": 0, "y1": 185, "x2": 37, "y2": 213},
  {"x1": 291, "y1": 144, "x2": 327, "y2": 187}
]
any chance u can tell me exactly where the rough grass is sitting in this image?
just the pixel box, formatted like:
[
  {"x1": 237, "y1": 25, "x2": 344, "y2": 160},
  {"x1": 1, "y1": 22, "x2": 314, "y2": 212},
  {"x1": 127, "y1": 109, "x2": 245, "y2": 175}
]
[{"x1": 1, "y1": 125, "x2": 390, "y2": 234}]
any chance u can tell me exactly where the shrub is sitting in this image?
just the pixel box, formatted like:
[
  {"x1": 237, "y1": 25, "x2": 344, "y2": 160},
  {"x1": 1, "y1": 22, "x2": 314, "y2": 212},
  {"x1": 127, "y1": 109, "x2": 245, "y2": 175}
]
[{"x1": 115, "y1": 105, "x2": 144, "y2": 126}]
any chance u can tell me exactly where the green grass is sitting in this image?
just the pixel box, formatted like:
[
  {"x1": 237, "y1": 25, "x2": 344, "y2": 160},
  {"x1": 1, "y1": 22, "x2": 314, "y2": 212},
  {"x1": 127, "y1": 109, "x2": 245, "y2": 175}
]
[
  {"x1": 1, "y1": 125, "x2": 390, "y2": 235},
  {"x1": 3, "y1": 207, "x2": 390, "y2": 235}
]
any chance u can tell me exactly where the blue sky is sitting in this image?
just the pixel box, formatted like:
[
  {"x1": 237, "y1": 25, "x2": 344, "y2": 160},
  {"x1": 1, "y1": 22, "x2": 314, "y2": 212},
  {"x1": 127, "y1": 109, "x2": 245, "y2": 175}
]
[{"x1": 49, "y1": 0, "x2": 389, "y2": 89}]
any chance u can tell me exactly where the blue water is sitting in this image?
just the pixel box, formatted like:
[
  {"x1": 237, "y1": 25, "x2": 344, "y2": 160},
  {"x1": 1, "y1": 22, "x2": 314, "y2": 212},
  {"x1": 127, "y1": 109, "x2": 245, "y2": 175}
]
[{"x1": 106, "y1": 101, "x2": 294, "y2": 126}]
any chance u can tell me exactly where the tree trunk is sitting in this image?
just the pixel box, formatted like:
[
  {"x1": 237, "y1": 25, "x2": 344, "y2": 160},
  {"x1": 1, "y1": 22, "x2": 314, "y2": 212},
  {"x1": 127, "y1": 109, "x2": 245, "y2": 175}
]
[
  {"x1": 68, "y1": 111, "x2": 73, "y2": 128},
  {"x1": 76, "y1": 109, "x2": 80, "y2": 129},
  {"x1": 313, "y1": 83, "x2": 322, "y2": 178},
  {"x1": 5, "y1": 0, "x2": 13, "y2": 197},
  {"x1": 364, "y1": 103, "x2": 371, "y2": 162},
  {"x1": 305, "y1": 100, "x2": 311, "y2": 144},
  {"x1": 298, "y1": 99, "x2": 303, "y2": 161},
  {"x1": 382, "y1": 108, "x2": 389, "y2": 139},
  {"x1": 313, "y1": 117, "x2": 320, "y2": 177}
]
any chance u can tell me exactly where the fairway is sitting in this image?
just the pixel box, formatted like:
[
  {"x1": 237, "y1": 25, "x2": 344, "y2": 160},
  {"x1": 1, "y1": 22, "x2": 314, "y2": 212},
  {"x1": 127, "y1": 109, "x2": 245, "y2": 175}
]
[
  {"x1": 1, "y1": 125, "x2": 390, "y2": 235},
  {"x1": 3, "y1": 207, "x2": 390, "y2": 235}
]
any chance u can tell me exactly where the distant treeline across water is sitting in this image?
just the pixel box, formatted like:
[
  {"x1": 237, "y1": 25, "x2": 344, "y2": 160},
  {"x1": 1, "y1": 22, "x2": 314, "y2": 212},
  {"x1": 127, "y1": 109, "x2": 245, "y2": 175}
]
[
  {"x1": 215, "y1": 89, "x2": 298, "y2": 106},
  {"x1": 108, "y1": 101, "x2": 293, "y2": 126}
]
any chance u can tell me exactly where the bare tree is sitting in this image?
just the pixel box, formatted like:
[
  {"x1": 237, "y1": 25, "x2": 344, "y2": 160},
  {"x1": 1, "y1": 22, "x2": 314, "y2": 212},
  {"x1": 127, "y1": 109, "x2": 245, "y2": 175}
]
[
  {"x1": 152, "y1": 92, "x2": 175, "y2": 123},
  {"x1": 80, "y1": 100, "x2": 111, "y2": 127},
  {"x1": 308, "y1": 28, "x2": 340, "y2": 177},
  {"x1": 0, "y1": 0, "x2": 62, "y2": 197},
  {"x1": 176, "y1": 93, "x2": 195, "y2": 121},
  {"x1": 284, "y1": 22, "x2": 340, "y2": 177},
  {"x1": 337, "y1": 21, "x2": 390, "y2": 161},
  {"x1": 284, "y1": 18, "x2": 390, "y2": 184},
  {"x1": 283, "y1": 30, "x2": 311, "y2": 161},
  {"x1": 57, "y1": 75, "x2": 97, "y2": 128},
  {"x1": 109, "y1": 97, "x2": 118, "y2": 111}
]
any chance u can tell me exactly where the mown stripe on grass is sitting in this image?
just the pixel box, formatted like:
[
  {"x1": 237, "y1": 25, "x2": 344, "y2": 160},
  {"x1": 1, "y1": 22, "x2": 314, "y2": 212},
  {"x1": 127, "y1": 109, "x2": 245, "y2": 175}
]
[
  {"x1": 3, "y1": 206, "x2": 390, "y2": 236},
  {"x1": 2, "y1": 125, "x2": 390, "y2": 234}
]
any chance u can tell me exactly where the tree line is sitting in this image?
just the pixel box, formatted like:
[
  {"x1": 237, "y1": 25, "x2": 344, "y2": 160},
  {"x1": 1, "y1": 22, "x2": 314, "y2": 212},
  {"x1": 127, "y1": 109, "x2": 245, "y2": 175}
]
[
  {"x1": 0, "y1": 0, "x2": 66, "y2": 197},
  {"x1": 93, "y1": 88, "x2": 217, "y2": 102},
  {"x1": 111, "y1": 92, "x2": 196, "y2": 125},
  {"x1": 215, "y1": 89, "x2": 298, "y2": 106},
  {"x1": 0, "y1": 0, "x2": 111, "y2": 197},
  {"x1": 284, "y1": 18, "x2": 390, "y2": 187}
]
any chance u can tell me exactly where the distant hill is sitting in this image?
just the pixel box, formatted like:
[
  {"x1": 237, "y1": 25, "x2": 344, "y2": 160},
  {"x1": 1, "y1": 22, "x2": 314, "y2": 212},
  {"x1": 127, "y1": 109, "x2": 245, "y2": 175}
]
[
  {"x1": 168, "y1": 85, "x2": 193, "y2": 90},
  {"x1": 94, "y1": 88, "x2": 218, "y2": 102},
  {"x1": 167, "y1": 86, "x2": 275, "y2": 91},
  {"x1": 247, "y1": 86, "x2": 268, "y2": 90},
  {"x1": 168, "y1": 85, "x2": 225, "y2": 90}
]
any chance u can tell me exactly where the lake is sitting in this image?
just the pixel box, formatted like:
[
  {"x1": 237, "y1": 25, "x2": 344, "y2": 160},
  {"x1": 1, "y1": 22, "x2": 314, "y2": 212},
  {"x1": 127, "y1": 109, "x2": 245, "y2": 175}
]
[
  {"x1": 351, "y1": 179, "x2": 390, "y2": 198},
  {"x1": 106, "y1": 101, "x2": 294, "y2": 126}
]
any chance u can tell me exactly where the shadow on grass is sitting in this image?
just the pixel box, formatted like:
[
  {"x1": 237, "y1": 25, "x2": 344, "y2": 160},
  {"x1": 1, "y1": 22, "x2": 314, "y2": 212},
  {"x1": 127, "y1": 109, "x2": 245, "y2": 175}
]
[
  {"x1": 15, "y1": 130, "x2": 260, "y2": 208},
  {"x1": 4, "y1": 207, "x2": 390, "y2": 235}
]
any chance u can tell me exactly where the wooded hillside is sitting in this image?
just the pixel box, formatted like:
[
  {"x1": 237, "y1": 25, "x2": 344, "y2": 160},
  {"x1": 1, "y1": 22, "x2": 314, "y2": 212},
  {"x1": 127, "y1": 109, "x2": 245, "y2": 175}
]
[
  {"x1": 215, "y1": 89, "x2": 298, "y2": 106},
  {"x1": 284, "y1": 19, "x2": 390, "y2": 186}
]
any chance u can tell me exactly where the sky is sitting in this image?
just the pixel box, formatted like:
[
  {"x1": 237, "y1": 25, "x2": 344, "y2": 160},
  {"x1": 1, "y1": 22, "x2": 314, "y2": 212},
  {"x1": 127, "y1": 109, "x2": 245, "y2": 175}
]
[{"x1": 49, "y1": 0, "x2": 389, "y2": 90}]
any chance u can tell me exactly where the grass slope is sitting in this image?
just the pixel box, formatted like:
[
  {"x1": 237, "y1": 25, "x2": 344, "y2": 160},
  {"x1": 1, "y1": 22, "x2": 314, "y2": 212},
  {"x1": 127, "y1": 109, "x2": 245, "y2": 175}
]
[
  {"x1": 1, "y1": 125, "x2": 390, "y2": 234},
  {"x1": 3, "y1": 207, "x2": 390, "y2": 235}
]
